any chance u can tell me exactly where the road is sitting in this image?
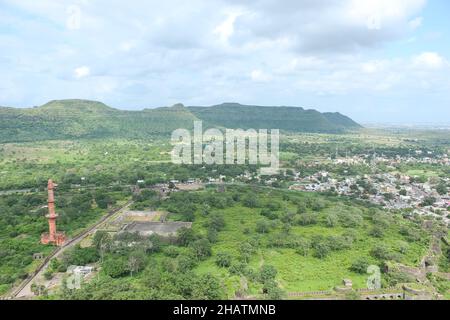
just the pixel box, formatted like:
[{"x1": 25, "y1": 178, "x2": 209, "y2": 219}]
[
  {"x1": 0, "y1": 188, "x2": 37, "y2": 195},
  {"x1": 11, "y1": 200, "x2": 133, "y2": 299}
]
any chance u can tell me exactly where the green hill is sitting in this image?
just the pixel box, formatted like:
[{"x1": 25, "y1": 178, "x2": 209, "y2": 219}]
[
  {"x1": 188, "y1": 103, "x2": 361, "y2": 133},
  {"x1": 0, "y1": 100, "x2": 361, "y2": 143}
]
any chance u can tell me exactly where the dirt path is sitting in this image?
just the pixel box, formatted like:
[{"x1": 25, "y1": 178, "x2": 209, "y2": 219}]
[{"x1": 11, "y1": 201, "x2": 133, "y2": 299}]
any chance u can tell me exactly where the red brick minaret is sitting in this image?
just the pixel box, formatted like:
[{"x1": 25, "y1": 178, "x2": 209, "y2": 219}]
[{"x1": 41, "y1": 179, "x2": 66, "y2": 246}]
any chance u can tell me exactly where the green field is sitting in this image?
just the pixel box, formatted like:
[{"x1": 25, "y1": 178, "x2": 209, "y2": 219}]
[{"x1": 185, "y1": 189, "x2": 429, "y2": 296}]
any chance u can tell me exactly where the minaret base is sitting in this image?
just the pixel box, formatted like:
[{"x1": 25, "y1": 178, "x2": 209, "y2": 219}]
[{"x1": 41, "y1": 232, "x2": 66, "y2": 246}]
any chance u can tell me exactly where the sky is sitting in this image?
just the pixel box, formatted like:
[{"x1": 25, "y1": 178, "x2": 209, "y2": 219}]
[{"x1": 0, "y1": 0, "x2": 449, "y2": 124}]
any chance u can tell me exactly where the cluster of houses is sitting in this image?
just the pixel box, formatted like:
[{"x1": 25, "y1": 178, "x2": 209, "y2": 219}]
[
  {"x1": 290, "y1": 171, "x2": 449, "y2": 224},
  {"x1": 331, "y1": 153, "x2": 450, "y2": 167}
]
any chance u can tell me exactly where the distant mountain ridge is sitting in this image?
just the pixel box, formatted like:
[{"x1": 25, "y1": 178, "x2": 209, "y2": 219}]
[
  {"x1": 0, "y1": 99, "x2": 361, "y2": 143},
  {"x1": 188, "y1": 103, "x2": 360, "y2": 133}
]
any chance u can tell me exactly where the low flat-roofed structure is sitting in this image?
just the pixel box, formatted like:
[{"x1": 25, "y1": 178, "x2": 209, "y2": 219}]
[
  {"x1": 175, "y1": 183, "x2": 204, "y2": 191},
  {"x1": 122, "y1": 221, "x2": 192, "y2": 237}
]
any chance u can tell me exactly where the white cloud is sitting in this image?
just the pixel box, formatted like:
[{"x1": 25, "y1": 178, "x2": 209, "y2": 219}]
[
  {"x1": 3, "y1": 0, "x2": 450, "y2": 123},
  {"x1": 413, "y1": 52, "x2": 448, "y2": 69},
  {"x1": 225, "y1": 0, "x2": 427, "y2": 53},
  {"x1": 290, "y1": 56, "x2": 324, "y2": 70},
  {"x1": 361, "y1": 60, "x2": 386, "y2": 73},
  {"x1": 66, "y1": 5, "x2": 82, "y2": 30},
  {"x1": 74, "y1": 66, "x2": 90, "y2": 79},
  {"x1": 119, "y1": 41, "x2": 138, "y2": 52},
  {"x1": 250, "y1": 69, "x2": 271, "y2": 82},
  {"x1": 214, "y1": 10, "x2": 243, "y2": 44},
  {"x1": 409, "y1": 17, "x2": 423, "y2": 29}
]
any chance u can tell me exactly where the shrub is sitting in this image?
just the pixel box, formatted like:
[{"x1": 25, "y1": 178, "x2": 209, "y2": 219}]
[
  {"x1": 215, "y1": 252, "x2": 232, "y2": 268},
  {"x1": 164, "y1": 246, "x2": 181, "y2": 258},
  {"x1": 176, "y1": 252, "x2": 197, "y2": 272},
  {"x1": 338, "y1": 211, "x2": 363, "y2": 228},
  {"x1": 325, "y1": 214, "x2": 338, "y2": 227},
  {"x1": 229, "y1": 262, "x2": 247, "y2": 275},
  {"x1": 209, "y1": 214, "x2": 225, "y2": 231},
  {"x1": 256, "y1": 220, "x2": 271, "y2": 234},
  {"x1": 295, "y1": 238, "x2": 310, "y2": 256},
  {"x1": 310, "y1": 199, "x2": 327, "y2": 212},
  {"x1": 297, "y1": 203, "x2": 307, "y2": 214},
  {"x1": 190, "y1": 239, "x2": 212, "y2": 261},
  {"x1": 177, "y1": 227, "x2": 197, "y2": 246},
  {"x1": 243, "y1": 195, "x2": 260, "y2": 208},
  {"x1": 370, "y1": 244, "x2": 401, "y2": 262},
  {"x1": 369, "y1": 226, "x2": 385, "y2": 238},
  {"x1": 295, "y1": 213, "x2": 318, "y2": 226},
  {"x1": 207, "y1": 228, "x2": 218, "y2": 243},
  {"x1": 327, "y1": 236, "x2": 352, "y2": 251},
  {"x1": 103, "y1": 256, "x2": 128, "y2": 278},
  {"x1": 239, "y1": 242, "x2": 255, "y2": 262},
  {"x1": 261, "y1": 208, "x2": 278, "y2": 220},
  {"x1": 313, "y1": 242, "x2": 330, "y2": 259},
  {"x1": 350, "y1": 257, "x2": 371, "y2": 274},
  {"x1": 259, "y1": 265, "x2": 278, "y2": 283}
]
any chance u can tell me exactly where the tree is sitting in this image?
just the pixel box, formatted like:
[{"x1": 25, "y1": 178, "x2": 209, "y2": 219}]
[
  {"x1": 310, "y1": 199, "x2": 327, "y2": 212},
  {"x1": 62, "y1": 245, "x2": 99, "y2": 267},
  {"x1": 421, "y1": 196, "x2": 436, "y2": 207},
  {"x1": 207, "y1": 228, "x2": 218, "y2": 243},
  {"x1": 142, "y1": 264, "x2": 162, "y2": 288},
  {"x1": 127, "y1": 251, "x2": 146, "y2": 277},
  {"x1": 43, "y1": 270, "x2": 53, "y2": 280},
  {"x1": 327, "y1": 235, "x2": 352, "y2": 251},
  {"x1": 282, "y1": 223, "x2": 291, "y2": 234},
  {"x1": 215, "y1": 252, "x2": 232, "y2": 268},
  {"x1": 350, "y1": 257, "x2": 371, "y2": 274},
  {"x1": 176, "y1": 253, "x2": 197, "y2": 272},
  {"x1": 262, "y1": 280, "x2": 285, "y2": 300},
  {"x1": 243, "y1": 195, "x2": 260, "y2": 208},
  {"x1": 148, "y1": 234, "x2": 162, "y2": 253},
  {"x1": 256, "y1": 220, "x2": 271, "y2": 234},
  {"x1": 191, "y1": 274, "x2": 224, "y2": 299},
  {"x1": 370, "y1": 244, "x2": 400, "y2": 262},
  {"x1": 338, "y1": 211, "x2": 363, "y2": 228},
  {"x1": 295, "y1": 213, "x2": 318, "y2": 226},
  {"x1": 313, "y1": 242, "x2": 330, "y2": 259},
  {"x1": 94, "y1": 191, "x2": 115, "y2": 209},
  {"x1": 239, "y1": 242, "x2": 255, "y2": 263},
  {"x1": 102, "y1": 256, "x2": 128, "y2": 278},
  {"x1": 383, "y1": 193, "x2": 394, "y2": 201},
  {"x1": 396, "y1": 241, "x2": 409, "y2": 255},
  {"x1": 209, "y1": 214, "x2": 225, "y2": 231},
  {"x1": 297, "y1": 203, "x2": 307, "y2": 214},
  {"x1": 259, "y1": 265, "x2": 277, "y2": 283},
  {"x1": 261, "y1": 208, "x2": 278, "y2": 220},
  {"x1": 325, "y1": 214, "x2": 338, "y2": 227},
  {"x1": 93, "y1": 231, "x2": 112, "y2": 263},
  {"x1": 295, "y1": 238, "x2": 310, "y2": 256},
  {"x1": 31, "y1": 283, "x2": 47, "y2": 296},
  {"x1": 190, "y1": 239, "x2": 212, "y2": 261},
  {"x1": 177, "y1": 227, "x2": 196, "y2": 246},
  {"x1": 369, "y1": 226, "x2": 385, "y2": 238},
  {"x1": 436, "y1": 183, "x2": 448, "y2": 196}
]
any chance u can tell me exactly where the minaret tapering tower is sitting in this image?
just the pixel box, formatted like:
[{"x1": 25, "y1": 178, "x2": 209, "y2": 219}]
[{"x1": 41, "y1": 179, "x2": 66, "y2": 246}]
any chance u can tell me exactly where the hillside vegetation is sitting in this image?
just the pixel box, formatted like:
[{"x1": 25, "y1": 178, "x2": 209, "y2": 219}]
[
  {"x1": 0, "y1": 100, "x2": 361, "y2": 143},
  {"x1": 189, "y1": 103, "x2": 361, "y2": 133}
]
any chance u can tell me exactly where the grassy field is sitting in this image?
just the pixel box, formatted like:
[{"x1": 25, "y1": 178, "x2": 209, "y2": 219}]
[{"x1": 165, "y1": 188, "x2": 430, "y2": 297}]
